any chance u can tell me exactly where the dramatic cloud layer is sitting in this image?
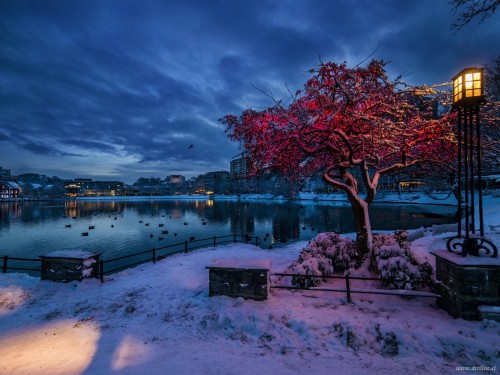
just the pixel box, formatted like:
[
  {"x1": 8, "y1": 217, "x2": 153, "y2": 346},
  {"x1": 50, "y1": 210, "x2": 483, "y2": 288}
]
[{"x1": 0, "y1": 0, "x2": 498, "y2": 183}]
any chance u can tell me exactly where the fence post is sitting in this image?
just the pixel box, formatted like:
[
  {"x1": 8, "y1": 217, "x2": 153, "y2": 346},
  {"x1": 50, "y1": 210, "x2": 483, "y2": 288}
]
[
  {"x1": 214, "y1": 236, "x2": 216, "y2": 247},
  {"x1": 345, "y1": 273, "x2": 351, "y2": 303},
  {"x1": 233, "y1": 233, "x2": 236, "y2": 243},
  {"x1": 255, "y1": 236, "x2": 259, "y2": 247},
  {"x1": 2, "y1": 256, "x2": 7, "y2": 273},
  {"x1": 152, "y1": 248, "x2": 156, "y2": 264},
  {"x1": 185, "y1": 241, "x2": 188, "y2": 253},
  {"x1": 99, "y1": 260, "x2": 104, "y2": 283}
]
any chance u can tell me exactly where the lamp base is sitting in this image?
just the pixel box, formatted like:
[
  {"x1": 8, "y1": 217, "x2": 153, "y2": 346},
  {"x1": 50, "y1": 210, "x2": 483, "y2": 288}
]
[{"x1": 447, "y1": 235, "x2": 498, "y2": 258}]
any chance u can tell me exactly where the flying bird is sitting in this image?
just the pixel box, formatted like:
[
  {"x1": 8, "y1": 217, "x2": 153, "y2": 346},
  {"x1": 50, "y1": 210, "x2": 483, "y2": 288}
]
[{"x1": 188, "y1": 144, "x2": 194, "y2": 149}]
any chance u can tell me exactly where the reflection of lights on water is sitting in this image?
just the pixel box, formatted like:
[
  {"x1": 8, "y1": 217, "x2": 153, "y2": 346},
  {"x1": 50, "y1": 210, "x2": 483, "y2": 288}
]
[
  {"x1": 65, "y1": 200, "x2": 78, "y2": 217},
  {"x1": 0, "y1": 319, "x2": 100, "y2": 375},
  {"x1": 170, "y1": 209, "x2": 182, "y2": 219}
]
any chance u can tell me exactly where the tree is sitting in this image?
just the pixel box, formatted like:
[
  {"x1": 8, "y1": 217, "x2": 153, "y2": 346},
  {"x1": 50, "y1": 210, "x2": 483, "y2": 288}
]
[
  {"x1": 481, "y1": 56, "x2": 500, "y2": 173},
  {"x1": 221, "y1": 60, "x2": 456, "y2": 262},
  {"x1": 485, "y1": 56, "x2": 500, "y2": 100},
  {"x1": 450, "y1": 0, "x2": 500, "y2": 32}
]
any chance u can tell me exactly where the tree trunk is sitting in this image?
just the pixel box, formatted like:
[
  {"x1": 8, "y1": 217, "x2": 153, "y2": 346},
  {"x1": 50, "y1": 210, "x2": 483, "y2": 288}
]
[
  {"x1": 347, "y1": 195, "x2": 373, "y2": 264},
  {"x1": 322, "y1": 169, "x2": 374, "y2": 264}
]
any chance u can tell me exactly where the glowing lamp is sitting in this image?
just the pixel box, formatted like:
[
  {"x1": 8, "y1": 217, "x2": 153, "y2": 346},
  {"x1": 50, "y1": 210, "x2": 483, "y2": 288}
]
[
  {"x1": 452, "y1": 67, "x2": 484, "y2": 106},
  {"x1": 446, "y1": 66, "x2": 497, "y2": 258}
]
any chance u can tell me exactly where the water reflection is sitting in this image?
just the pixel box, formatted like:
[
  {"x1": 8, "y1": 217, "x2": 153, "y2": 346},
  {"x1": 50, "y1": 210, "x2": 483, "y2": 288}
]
[{"x1": 0, "y1": 199, "x2": 456, "y2": 260}]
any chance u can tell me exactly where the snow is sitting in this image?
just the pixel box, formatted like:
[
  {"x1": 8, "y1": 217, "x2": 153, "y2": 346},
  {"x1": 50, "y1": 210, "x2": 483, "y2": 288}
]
[
  {"x1": 478, "y1": 305, "x2": 500, "y2": 313},
  {"x1": 1, "y1": 196, "x2": 499, "y2": 374},
  {"x1": 43, "y1": 250, "x2": 101, "y2": 259},
  {"x1": 432, "y1": 249, "x2": 500, "y2": 267},
  {"x1": 78, "y1": 195, "x2": 211, "y2": 201},
  {"x1": 209, "y1": 258, "x2": 272, "y2": 270}
]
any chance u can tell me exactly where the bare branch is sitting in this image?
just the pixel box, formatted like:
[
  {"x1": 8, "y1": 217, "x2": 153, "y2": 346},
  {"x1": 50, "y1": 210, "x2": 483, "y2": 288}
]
[{"x1": 450, "y1": 0, "x2": 500, "y2": 32}]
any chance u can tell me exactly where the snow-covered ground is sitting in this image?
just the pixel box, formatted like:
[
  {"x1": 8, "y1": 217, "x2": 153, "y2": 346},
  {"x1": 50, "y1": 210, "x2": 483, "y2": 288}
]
[{"x1": 1, "y1": 197, "x2": 499, "y2": 375}]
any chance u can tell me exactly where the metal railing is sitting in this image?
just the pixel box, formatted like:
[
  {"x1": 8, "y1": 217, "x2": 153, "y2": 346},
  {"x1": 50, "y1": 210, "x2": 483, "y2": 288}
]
[
  {"x1": 2, "y1": 256, "x2": 41, "y2": 274},
  {"x1": 100, "y1": 233, "x2": 261, "y2": 279},
  {"x1": 1, "y1": 233, "x2": 261, "y2": 281},
  {"x1": 269, "y1": 273, "x2": 440, "y2": 302}
]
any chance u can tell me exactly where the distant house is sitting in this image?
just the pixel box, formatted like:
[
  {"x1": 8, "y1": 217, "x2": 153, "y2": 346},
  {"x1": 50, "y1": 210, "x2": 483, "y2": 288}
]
[{"x1": 0, "y1": 181, "x2": 22, "y2": 199}]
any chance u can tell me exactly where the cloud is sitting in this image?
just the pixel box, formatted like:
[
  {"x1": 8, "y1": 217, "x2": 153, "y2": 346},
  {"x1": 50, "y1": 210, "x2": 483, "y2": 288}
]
[{"x1": 0, "y1": 0, "x2": 498, "y2": 183}]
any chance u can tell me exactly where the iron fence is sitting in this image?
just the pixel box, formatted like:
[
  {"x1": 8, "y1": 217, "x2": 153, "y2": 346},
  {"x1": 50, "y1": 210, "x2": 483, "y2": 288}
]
[
  {"x1": 2, "y1": 237, "x2": 441, "y2": 302},
  {"x1": 2, "y1": 256, "x2": 41, "y2": 274},
  {"x1": 269, "y1": 272, "x2": 440, "y2": 302},
  {"x1": 1, "y1": 233, "x2": 261, "y2": 282}
]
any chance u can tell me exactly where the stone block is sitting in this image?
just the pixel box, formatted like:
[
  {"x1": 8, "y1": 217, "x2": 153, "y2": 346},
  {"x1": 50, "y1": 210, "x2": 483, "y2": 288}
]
[
  {"x1": 432, "y1": 250, "x2": 500, "y2": 320},
  {"x1": 40, "y1": 250, "x2": 101, "y2": 282},
  {"x1": 206, "y1": 259, "x2": 271, "y2": 301},
  {"x1": 478, "y1": 305, "x2": 500, "y2": 322}
]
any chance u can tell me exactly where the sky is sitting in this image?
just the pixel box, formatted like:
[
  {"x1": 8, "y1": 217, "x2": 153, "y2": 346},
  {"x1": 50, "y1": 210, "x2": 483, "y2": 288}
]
[{"x1": 0, "y1": 0, "x2": 499, "y2": 184}]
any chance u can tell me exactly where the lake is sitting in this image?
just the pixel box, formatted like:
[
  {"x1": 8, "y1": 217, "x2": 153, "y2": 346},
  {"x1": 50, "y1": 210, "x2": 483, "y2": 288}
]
[{"x1": 0, "y1": 198, "x2": 457, "y2": 265}]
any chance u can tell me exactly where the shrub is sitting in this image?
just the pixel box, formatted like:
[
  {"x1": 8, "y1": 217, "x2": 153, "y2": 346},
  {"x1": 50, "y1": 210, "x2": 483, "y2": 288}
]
[
  {"x1": 372, "y1": 232, "x2": 432, "y2": 290},
  {"x1": 285, "y1": 231, "x2": 432, "y2": 290},
  {"x1": 285, "y1": 232, "x2": 357, "y2": 287}
]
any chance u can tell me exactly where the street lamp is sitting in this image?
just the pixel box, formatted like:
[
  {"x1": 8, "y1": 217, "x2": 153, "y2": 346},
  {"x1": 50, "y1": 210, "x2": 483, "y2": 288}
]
[{"x1": 447, "y1": 67, "x2": 497, "y2": 257}]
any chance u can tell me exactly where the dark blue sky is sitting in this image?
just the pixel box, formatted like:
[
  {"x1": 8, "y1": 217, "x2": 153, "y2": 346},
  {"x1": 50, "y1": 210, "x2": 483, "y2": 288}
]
[{"x1": 0, "y1": 0, "x2": 498, "y2": 183}]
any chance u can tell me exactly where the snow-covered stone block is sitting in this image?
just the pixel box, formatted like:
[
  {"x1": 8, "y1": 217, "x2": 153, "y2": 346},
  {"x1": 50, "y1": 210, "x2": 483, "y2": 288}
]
[
  {"x1": 40, "y1": 250, "x2": 101, "y2": 282},
  {"x1": 207, "y1": 259, "x2": 271, "y2": 300},
  {"x1": 432, "y1": 250, "x2": 500, "y2": 320},
  {"x1": 478, "y1": 305, "x2": 500, "y2": 322}
]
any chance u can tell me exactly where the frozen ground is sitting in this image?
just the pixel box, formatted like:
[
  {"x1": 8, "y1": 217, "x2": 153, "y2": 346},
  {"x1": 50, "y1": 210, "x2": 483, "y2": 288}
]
[{"x1": 0, "y1": 197, "x2": 499, "y2": 375}]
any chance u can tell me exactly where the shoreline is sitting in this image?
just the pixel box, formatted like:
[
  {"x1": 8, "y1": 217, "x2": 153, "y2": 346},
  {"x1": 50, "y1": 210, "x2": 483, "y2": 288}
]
[{"x1": 0, "y1": 191, "x2": 462, "y2": 206}]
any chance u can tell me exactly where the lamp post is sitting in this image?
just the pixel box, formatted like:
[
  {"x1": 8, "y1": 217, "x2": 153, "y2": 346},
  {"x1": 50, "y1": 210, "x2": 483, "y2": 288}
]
[{"x1": 447, "y1": 67, "x2": 497, "y2": 258}]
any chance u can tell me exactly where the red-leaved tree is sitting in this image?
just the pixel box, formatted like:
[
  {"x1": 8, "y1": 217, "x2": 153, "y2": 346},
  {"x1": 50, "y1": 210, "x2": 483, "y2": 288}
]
[{"x1": 221, "y1": 60, "x2": 456, "y2": 262}]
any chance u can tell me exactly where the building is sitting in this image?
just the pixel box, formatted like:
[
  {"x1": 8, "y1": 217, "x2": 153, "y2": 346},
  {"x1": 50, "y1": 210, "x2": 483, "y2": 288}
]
[
  {"x1": 230, "y1": 157, "x2": 248, "y2": 179},
  {"x1": 204, "y1": 171, "x2": 230, "y2": 195},
  {"x1": 0, "y1": 181, "x2": 22, "y2": 199},
  {"x1": 0, "y1": 167, "x2": 21, "y2": 198},
  {"x1": 191, "y1": 175, "x2": 206, "y2": 194},
  {"x1": 167, "y1": 175, "x2": 186, "y2": 184},
  {"x1": 65, "y1": 179, "x2": 124, "y2": 197}
]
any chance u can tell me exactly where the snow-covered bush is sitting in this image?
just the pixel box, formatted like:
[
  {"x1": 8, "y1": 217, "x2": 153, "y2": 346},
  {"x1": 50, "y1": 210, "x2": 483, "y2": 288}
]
[
  {"x1": 285, "y1": 232, "x2": 357, "y2": 287},
  {"x1": 306, "y1": 232, "x2": 358, "y2": 270},
  {"x1": 288, "y1": 250, "x2": 326, "y2": 287},
  {"x1": 284, "y1": 230, "x2": 432, "y2": 290},
  {"x1": 372, "y1": 231, "x2": 432, "y2": 290}
]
